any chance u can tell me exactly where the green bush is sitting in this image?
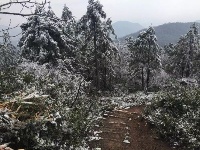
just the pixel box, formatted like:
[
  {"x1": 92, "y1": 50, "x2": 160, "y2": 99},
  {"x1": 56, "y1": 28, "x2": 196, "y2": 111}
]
[{"x1": 145, "y1": 86, "x2": 200, "y2": 149}]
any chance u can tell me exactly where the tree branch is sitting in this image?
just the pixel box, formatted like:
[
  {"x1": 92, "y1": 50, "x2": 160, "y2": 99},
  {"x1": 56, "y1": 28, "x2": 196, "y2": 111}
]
[
  {"x1": 0, "y1": 11, "x2": 35, "y2": 16},
  {"x1": 0, "y1": 0, "x2": 48, "y2": 16},
  {"x1": 0, "y1": 0, "x2": 47, "y2": 8}
]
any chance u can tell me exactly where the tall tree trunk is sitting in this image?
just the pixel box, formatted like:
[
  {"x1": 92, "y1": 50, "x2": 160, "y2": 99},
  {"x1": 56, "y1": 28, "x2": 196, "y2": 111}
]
[
  {"x1": 188, "y1": 36, "x2": 193, "y2": 77},
  {"x1": 93, "y1": 22, "x2": 99, "y2": 90},
  {"x1": 141, "y1": 67, "x2": 144, "y2": 91},
  {"x1": 104, "y1": 64, "x2": 107, "y2": 90},
  {"x1": 103, "y1": 54, "x2": 107, "y2": 90},
  {"x1": 185, "y1": 63, "x2": 190, "y2": 77},
  {"x1": 181, "y1": 65, "x2": 185, "y2": 78},
  {"x1": 146, "y1": 68, "x2": 150, "y2": 91},
  {"x1": 146, "y1": 41, "x2": 151, "y2": 92},
  {"x1": 109, "y1": 71, "x2": 112, "y2": 91}
]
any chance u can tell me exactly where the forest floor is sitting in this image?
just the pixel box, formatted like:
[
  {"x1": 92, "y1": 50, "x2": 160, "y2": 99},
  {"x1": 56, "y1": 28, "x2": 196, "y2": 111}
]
[{"x1": 89, "y1": 105, "x2": 175, "y2": 150}]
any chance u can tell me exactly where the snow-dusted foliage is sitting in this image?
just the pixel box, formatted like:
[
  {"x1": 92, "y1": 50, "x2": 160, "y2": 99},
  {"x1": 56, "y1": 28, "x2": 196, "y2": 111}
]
[
  {"x1": 126, "y1": 27, "x2": 161, "y2": 92},
  {"x1": 61, "y1": 4, "x2": 78, "y2": 59},
  {"x1": 0, "y1": 58, "x2": 100, "y2": 149},
  {"x1": 0, "y1": 32, "x2": 18, "y2": 70},
  {"x1": 111, "y1": 44, "x2": 131, "y2": 94},
  {"x1": 0, "y1": 32, "x2": 20, "y2": 98},
  {"x1": 19, "y1": 5, "x2": 76, "y2": 64},
  {"x1": 61, "y1": 5, "x2": 74, "y2": 22},
  {"x1": 61, "y1": 4, "x2": 76, "y2": 37},
  {"x1": 18, "y1": 59, "x2": 87, "y2": 107},
  {"x1": 77, "y1": 0, "x2": 118, "y2": 91},
  {"x1": 145, "y1": 86, "x2": 200, "y2": 149},
  {"x1": 0, "y1": 67, "x2": 22, "y2": 99}
]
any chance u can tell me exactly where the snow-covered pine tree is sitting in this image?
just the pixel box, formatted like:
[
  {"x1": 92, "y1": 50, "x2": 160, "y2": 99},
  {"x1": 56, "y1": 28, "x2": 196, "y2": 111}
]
[
  {"x1": 185, "y1": 23, "x2": 200, "y2": 78},
  {"x1": 19, "y1": 4, "x2": 76, "y2": 65},
  {"x1": 77, "y1": 0, "x2": 118, "y2": 91},
  {"x1": 169, "y1": 36, "x2": 188, "y2": 77},
  {"x1": 162, "y1": 43, "x2": 176, "y2": 75},
  {"x1": 61, "y1": 4, "x2": 77, "y2": 58},
  {"x1": 61, "y1": 4, "x2": 74, "y2": 22},
  {"x1": 126, "y1": 27, "x2": 161, "y2": 92},
  {"x1": 168, "y1": 23, "x2": 200, "y2": 78}
]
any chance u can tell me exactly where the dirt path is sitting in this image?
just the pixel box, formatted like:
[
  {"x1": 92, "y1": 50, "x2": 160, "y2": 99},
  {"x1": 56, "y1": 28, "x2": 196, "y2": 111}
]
[{"x1": 89, "y1": 105, "x2": 174, "y2": 150}]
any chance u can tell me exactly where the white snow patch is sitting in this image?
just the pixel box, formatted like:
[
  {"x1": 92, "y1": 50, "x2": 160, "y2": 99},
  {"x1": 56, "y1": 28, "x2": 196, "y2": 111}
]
[
  {"x1": 123, "y1": 139, "x2": 130, "y2": 144},
  {"x1": 109, "y1": 121, "x2": 126, "y2": 125},
  {"x1": 125, "y1": 126, "x2": 129, "y2": 130},
  {"x1": 94, "y1": 131, "x2": 102, "y2": 135},
  {"x1": 89, "y1": 136, "x2": 102, "y2": 141}
]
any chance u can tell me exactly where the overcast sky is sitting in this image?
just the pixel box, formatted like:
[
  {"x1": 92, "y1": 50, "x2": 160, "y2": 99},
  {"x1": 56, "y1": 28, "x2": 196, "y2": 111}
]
[{"x1": 1, "y1": 0, "x2": 200, "y2": 27}]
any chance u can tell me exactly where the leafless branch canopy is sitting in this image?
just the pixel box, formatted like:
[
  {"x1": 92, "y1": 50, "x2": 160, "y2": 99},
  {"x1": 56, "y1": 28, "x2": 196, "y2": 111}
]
[{"x1": 0, "y1": 0, "x2": 48, "y2": 16}]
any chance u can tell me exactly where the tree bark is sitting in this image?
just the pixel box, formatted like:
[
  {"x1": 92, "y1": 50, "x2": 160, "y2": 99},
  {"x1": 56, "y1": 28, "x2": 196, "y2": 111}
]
[
  {"x1": 141, "y1": 67, "x2": 144, "y2": 91},
  {"x1": 146, "y1": 41, "x2": 151, "y2": 92},
  {"x1": 146, "y1": 68, "x2": 150, "y2": 91},
  {"x1": 104, "y1": 58, "x2": 107, "y2": 90},
  {"x1": 93, "y1": 22, "x2": 99, "y2": 90}
]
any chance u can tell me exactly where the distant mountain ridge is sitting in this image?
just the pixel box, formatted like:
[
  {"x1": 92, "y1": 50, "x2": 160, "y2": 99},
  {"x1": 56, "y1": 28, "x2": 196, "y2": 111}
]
[
  {"x1": 120, "y1": 22, "x2": 200, "y2": 46},
  {"x1": 112, "y1": 21, "x2": 144, "y2": 38}
]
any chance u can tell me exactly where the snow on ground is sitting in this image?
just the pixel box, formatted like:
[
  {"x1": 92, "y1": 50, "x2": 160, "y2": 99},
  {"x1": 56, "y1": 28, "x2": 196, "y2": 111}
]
[
  {"x1": 89, "y1": 136, "x2": 103, "y2": 141},
  {"x1": 101, "y1": 91, "x2": 157, "y2": 109},
  {"x1": 123, "y1": 139, "x2": 130, "y2": 144},
  {"x1": 89, "y1": 130, "x2": 103, "y2": 142}
]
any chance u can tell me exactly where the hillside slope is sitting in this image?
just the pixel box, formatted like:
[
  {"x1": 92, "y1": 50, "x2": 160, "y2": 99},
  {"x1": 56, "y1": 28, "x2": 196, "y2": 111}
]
[
  {"x1": 120, "y1": 22, "x2": 199, "y2": 46},
  {"x1": 112, "y1": 21, "x2": 144, "y2": 38}
]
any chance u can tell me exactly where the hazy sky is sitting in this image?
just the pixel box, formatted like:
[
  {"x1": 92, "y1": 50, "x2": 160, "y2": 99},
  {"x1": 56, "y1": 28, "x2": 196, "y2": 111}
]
[{"x1": 1, "y1": 0, "x2": 200, "y2": 27}]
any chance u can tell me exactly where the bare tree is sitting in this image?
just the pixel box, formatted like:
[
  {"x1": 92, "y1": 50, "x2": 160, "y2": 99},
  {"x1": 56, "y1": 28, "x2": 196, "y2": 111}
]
[{"x1": 0, "y1": 0, "x2": 48, "y2": 16}]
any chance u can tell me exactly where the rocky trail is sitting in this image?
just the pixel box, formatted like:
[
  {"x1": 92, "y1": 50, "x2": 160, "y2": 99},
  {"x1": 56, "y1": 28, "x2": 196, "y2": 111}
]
[{"x1": 89, "y1": 105, "x2": 175, "y2": 150}]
